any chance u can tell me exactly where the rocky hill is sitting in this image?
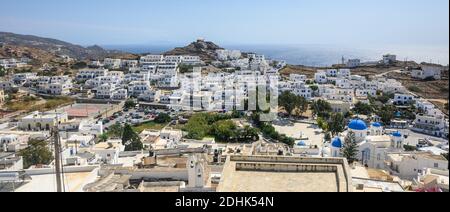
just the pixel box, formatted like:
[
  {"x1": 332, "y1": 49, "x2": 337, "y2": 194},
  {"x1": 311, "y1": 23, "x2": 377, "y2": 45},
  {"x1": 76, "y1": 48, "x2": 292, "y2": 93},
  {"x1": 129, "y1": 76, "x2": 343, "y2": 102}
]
[
  {"x1": 164, "y1": 39, "x2": 223, "y2": 62},
  {"x1": 0, "y1": 32, "x2": 126, "y2": 60}
]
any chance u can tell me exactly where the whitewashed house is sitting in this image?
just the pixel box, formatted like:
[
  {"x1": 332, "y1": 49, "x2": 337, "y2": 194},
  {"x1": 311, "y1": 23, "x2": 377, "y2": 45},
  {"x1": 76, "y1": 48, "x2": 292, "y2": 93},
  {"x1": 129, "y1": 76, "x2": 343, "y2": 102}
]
[
  {"x1": 347, "y1": 59, "x2": 361, "y2": 68},
  {"x1": 13, "y1": 73, "x2": 37, "y2": 85},
  {"x1": 19, "y1": 111, "x2": 69, "y2": 131},
  {"x1": 326, "y1": 69, "x2": 338, "y2": 77},
  {"x1": 120, "y1": 60, "x2": 139, "y2": 69},
  {"x1": 111, "y1": 89, "x2": 128, "y2": 100},
  {"x1": 383, "y1": 54, "x2": 397, "y2": 65},
  {"x1": 314, "y1": 70, "x2": 328, "y2": 84},
  {"x1": 182, "y1": 55, "x2": 202, "y2": 65},
  {"x1": 412, "y1": 113, "x2": 448, "y2": 138},
  {"x1": 386, "y1": 152, "x2": 448, "y2": 180},
  {"x1": 140, "y1": 55, "x2": 164, "y2": 64},
  {"x1": 138, "y1": 89, "x2": 161, "y2": 102},
  {"x1": 412, "y1": 65, "x2": 442, "y2": 80},
  {"x1": 103, "y1": 58, "x2": 122, "y2": 69},
  {"x1": 76, "y1": 69, "x2": 109, "y2": 81},
  {"x1": 393, "y1": 93, "x2": 415, "y2": 105},
  {"x1": 337, "y1": 69, "x2": 351, "y2": 78},
  {"x1": 96, "y1": 83, "x2": 116, "y2": 99},
  {"x1": 128, "y1": 81, "x2": 151, "y2": 97},
  {"x1": 289, "y1": 74, "x2": 307, "y2": 82}
]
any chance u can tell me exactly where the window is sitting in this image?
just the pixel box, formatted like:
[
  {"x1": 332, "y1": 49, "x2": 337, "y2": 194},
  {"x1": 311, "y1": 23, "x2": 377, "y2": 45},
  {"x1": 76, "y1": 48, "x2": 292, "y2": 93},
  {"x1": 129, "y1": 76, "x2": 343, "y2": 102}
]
[{"x1": 434, "y1": 163, "x2": 439, "y2": 168}]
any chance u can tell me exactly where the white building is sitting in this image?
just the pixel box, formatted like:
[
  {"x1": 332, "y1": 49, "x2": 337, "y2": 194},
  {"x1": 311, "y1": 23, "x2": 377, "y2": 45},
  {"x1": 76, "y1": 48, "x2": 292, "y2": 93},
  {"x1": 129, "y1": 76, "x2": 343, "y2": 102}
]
[
  {"x1": 95, "y1": 83, "x2": 116, "y2": 99},
  {"x1": 412, "y1": 114, "x2": 448, "y2": 138},
  {"x1": 337, "y1": 69, "x2": 351, "y2": 78},
  {"x1": 0, "y1": 135, "x2": 19, "y2": 152},
  {"x1": 111, "y1": 89, "x2": 128, "y2": 100},
  {"x1": 289, "y1": 74, "x2": 307, "y2": 82},
  {"x1": 85, "y1": 75, "x2": 122, "y2": 89},
  {"x1": 314, "y1": 70, "x2": 328, "y2": 84},
  {"x1": 386, "y1": 152, "x2": 448, "y2": 180},
  {"x1": 358, "y1": 131, "x2": 404, "y2": 169},
  {"x1": 411, "y1": 65, "x2": 442, "y2": 80},
  {"x1": 326, "y1": 69, "x2": 338, "y2": 77},
  {"x1": 292, "y1": 82, "x2": 313, "y2": 100},
  {"x1": 0, "y1": 58, "x2": 28, "y2": 69},
  {"x1": 393, "y1": 93, "x2": 415, "y2": 105},
  {"x1": 103, "y1": 58, "x2": 122, "y2": 69},
  {"x1": 19, "y1": 111, "x2": 69, "y2": 131},
  {"x1": 90, "y1": 140, "x2": 124, "y2": 165},
  {"x1": 377, "y1": 78, "x2": 406, "y2": 94},
  {"x1": 347, "y1": 59, "x2": 361, "y2": 68},
  {"x1": 128, "y1": 81, "x2": 151, "y2": 97},
  {"x1": 216, "y1": 49, "x2": 242, "y2": 61},
  {"x1": 138, "y1": 89, "x2": 161, "y2": 102},
  {"x1": 120, "y1": 60, "x2": 139, "y2": 69},
  {"x1": 356, "y1": 89, "x2": 377, "y2": 98},
  {"x1": 164, "y1": 55, "x2": 184, "y2": 63},
  {"x1": 76, "y1": 69, "x2": 109, "y2": 81},
  {"x1": 45, "y1": 76, "x2": 73, "y2": 95},
  {"x1": 13, "y1": 73, "x2": 37, "y2": 85},
  {"x1": 140, "y1": 55, "x2": 164, "y2": 64},
  {"x1": 182, "y1": 55, "x2": 202, "y2": 65},
  {"x1": 0, "y1": 81, "x2": 15, "y2": 91},
  {"x1": 383, "y1": 54, "x2": 397, "y2": 65}
]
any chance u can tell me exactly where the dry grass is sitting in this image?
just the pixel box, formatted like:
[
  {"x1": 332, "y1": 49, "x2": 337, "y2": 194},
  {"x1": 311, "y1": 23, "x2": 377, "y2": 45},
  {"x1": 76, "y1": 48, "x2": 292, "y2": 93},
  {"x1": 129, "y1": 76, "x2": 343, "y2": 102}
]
[{"x1": 5, "y1": 96, "x2": 74, "y2": 112}]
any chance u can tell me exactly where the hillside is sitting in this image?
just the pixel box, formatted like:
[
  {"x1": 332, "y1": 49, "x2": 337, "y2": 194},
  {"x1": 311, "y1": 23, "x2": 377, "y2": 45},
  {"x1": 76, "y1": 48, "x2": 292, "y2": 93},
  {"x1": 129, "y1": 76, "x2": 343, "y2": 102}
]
[
  {"x1": 0, "y1": 32, "x2": 127, "y2": 60},
  {"x1": 164, "y1": 39, "x2": 223, "y2": 62}
]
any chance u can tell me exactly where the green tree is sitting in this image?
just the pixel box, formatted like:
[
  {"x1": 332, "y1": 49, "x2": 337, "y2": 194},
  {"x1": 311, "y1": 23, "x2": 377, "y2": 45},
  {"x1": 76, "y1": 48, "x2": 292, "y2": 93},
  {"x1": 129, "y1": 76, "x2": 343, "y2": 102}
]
[
  {"x1": 183, "y1": 113, "x2": 210, "y2": 140},
  {"x1": 107, "y1": 123, "x2": 124, "y2": 138},
  {"x1": 353, "y1": 102, "x2": 373, "y2": 115},
  {"x1": 121, "y1": 124, "x2": 143, "y2": 151},
  {"x1": 279, "y1": 91, "x2": 309, "y2": 118},
  {"x1": 155, "y1": 113, "x2": 171, "y2": 123},
  {"x1": 404, "y1": 145, "x2": 418, "y2": 152},
  {"x1": 294, "y1": 97, "x2": 309, "y2": 118},
  {"x1": 71, "y1": 61, "x2": 87, "y2": 69},
  {"x1": 0, "y1": 66, "x2": 7, "y2": 77},
  {"x1": 377, "y1": 105, "x2": 396, "y2": 125},
  {"x1": 328, "y1": 113, "x2": 345, "y2": 136},
  {"x1": 342, "y1": 131, "x2": 359, "y2": 164},
  {"x1": 178, "y1": 64, "x2": 194, "y2": 73},
  {"x1": 317, "y1": 117, "x2": 329, "y2": 132},
  {"x1": 124, "y1": 99, "x2": 136, "y2": 109},
  {"x1": 241, "y1": 126, "x2": 259, "y2": 141},
  {"x1": 211, "y1": 120, "x2": 238, "y2": 142},
  {"x1": 278, "y1": 91, "x2": 298, "y2": 116},
  {"x1": 309, "y1": 85, "x2": 319, "y2": 97},
  {"x1": 98, "y1": 133, "x2": 109, "y2": 143},
  {"x1": 311, "y1": 99, "x2": 332, "y2": 118},
  {"x1": 19, "y1": 139, "x2": 54, "y2": 169}
]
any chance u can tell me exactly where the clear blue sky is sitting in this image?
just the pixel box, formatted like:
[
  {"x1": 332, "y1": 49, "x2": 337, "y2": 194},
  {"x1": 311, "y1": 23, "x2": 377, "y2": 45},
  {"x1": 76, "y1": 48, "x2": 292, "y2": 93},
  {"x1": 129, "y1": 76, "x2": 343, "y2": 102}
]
[{"x1": 0, "y1": 0, "x2": 448, "y2": 48}]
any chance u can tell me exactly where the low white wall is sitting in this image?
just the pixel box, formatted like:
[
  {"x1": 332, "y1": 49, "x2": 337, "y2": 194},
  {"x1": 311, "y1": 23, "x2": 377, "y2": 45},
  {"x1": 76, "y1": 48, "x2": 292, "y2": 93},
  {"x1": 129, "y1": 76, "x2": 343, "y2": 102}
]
[{"x1": 25, "y1": 165, "x2": 99, "y2": 176}]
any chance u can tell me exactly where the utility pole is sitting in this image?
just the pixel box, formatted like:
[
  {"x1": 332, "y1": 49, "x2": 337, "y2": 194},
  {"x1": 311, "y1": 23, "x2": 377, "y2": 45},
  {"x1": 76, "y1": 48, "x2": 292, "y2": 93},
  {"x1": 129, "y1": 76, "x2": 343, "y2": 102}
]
[{"x1": 52, "y1": 126, "x2": 63, "y2": 192}]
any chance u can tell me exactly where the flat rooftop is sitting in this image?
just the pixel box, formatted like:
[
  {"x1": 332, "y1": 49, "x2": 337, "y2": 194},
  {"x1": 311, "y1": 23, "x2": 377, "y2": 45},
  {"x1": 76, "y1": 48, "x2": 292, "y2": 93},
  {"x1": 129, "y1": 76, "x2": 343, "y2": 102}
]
[
  {"x1": 59, "y1": 103, "x2": 113, "y2": 118},
  {"x1": 217, "y1": 155, "x2": 352, "y2": 192},
  {"x1": 15, "y1": 171, "x2": 97, "y2": 192}
]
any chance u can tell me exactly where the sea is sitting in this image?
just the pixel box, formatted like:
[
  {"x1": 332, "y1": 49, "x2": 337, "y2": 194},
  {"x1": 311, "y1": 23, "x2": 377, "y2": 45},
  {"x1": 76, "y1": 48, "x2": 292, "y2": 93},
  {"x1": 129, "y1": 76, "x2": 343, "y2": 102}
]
[{"x1": 104, "y1": 44, "x2": 449, "y2": 67}]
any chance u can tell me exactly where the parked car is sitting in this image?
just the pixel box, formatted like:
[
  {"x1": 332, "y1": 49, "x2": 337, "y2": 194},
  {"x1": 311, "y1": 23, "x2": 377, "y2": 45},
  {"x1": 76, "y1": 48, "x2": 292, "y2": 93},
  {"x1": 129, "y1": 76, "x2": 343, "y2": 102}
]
[{"x1": 131, "y1": 119, "x2": 141, "y2": 125}]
